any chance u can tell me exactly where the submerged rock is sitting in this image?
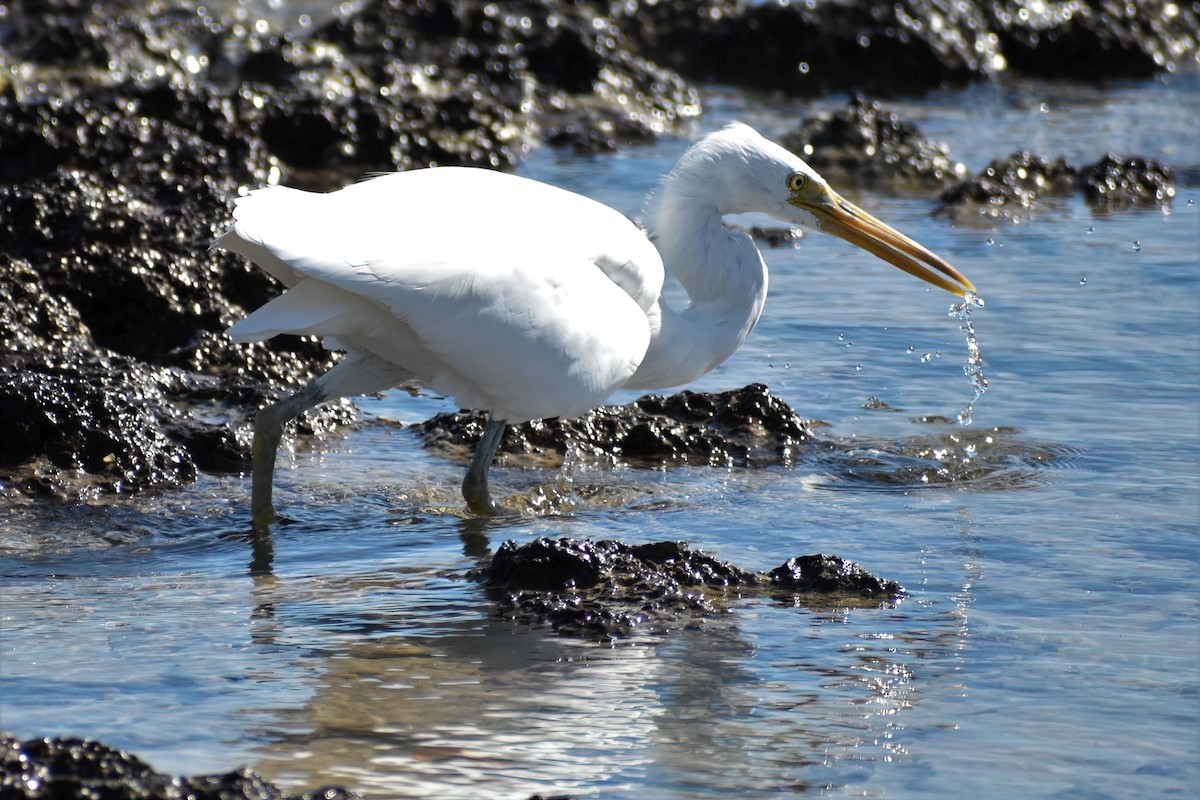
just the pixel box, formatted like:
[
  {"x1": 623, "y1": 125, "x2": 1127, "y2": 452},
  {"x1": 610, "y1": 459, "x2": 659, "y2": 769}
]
[
  {"x1": 417, "y1": 384, "x2": 812, "y2": 469},
  {"x1": 0, "y1": 734, "x2": 359, "y2": 800},
  {"x1": 481, "y1": 537, "x2": 903, "y2": 639}
]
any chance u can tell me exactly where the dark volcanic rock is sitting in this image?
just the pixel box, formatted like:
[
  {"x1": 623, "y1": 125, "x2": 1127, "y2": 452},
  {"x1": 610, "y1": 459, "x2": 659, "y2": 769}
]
[
  {"x1": 0, "y1": 0, "x2": 1186, "y2": 504},
  {"x1": 0, "y1": 733, "x2": 359, "y2": 800},
  {"x1": 937, "y1": 150, "x2": 1080, "y2": 219},
  {"x1": 417, "y1": 384, "x2": 812, "y2": 469},
  {"x1": 0, "y1": 370, "x2": 195, "y2": 498},
  {"x1": 1079, "y1": 153, "x2": 1178, "y2": 209},
  {"x1": 0, "y1": 164, "x2": 352, "y2": 500},
  {"x1": 481, "y1": 537, "x2": 903, "y2": 639},
  {"x1": 781, "y1": 96, "x2": 967, "y2": 189},
  {"x1": 937, "y1": 150, "x2": 1176, "y2": 218},
  {"x1": 0, "y1": 0, "x2": 704, "y2": 501},
  {"x1": 985, "y1": 0, "x2": 1200, "y2": 80},
  {"x1": 769, "y1": 554, "x2": 903, "y2": 598},
  {"x1": 312, "y1": 0, "x2": 700, "y2": 155},
  {"x1": 615, "y1": 0, "x2": 992, "y2": 95},
  {"x1": 782, "y1": 98, "x2": 1181, "y2": 218},
  {"x1": 616, "y1": 0, "x2": 1197, "y2": 94}
]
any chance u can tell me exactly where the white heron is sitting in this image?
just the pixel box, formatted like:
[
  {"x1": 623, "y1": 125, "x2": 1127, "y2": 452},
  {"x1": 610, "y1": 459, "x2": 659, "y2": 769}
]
[{"x1": 218, "y1": 123, "x2": 975, "y2": 524}]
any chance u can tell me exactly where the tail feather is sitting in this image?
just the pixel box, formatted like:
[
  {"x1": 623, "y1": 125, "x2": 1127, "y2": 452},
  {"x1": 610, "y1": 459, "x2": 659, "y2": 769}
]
[{"x1": 226, "y1": 278, "x2": 373, "y2": 343}]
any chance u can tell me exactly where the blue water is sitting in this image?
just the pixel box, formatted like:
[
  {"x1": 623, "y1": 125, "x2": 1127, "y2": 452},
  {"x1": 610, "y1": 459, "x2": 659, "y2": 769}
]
[{"x1": 2, "y1": 67, "x2": 1198, "y2": 799}]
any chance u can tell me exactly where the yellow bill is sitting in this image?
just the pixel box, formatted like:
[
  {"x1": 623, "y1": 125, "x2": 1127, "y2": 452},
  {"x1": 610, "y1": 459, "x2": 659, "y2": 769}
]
[{"x1": 791, "y1": 186, "x2": 977, "y2": 297}]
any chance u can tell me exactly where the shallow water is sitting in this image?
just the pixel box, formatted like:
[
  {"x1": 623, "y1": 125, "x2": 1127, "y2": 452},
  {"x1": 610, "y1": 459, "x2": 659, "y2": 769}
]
[{"x1": 2, "y1": 65, "x2": 1198, "y2": 800}]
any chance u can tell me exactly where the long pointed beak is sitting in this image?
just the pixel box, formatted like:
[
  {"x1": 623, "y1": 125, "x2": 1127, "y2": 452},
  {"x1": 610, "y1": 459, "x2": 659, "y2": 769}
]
[{"x1": 797, "y1": 190, "x2": 976, "y2": 297}]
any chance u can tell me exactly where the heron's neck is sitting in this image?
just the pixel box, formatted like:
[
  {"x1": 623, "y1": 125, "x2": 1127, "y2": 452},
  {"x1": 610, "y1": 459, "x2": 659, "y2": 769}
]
[{"x1": 624, "y1": 195, "x2": 768, "y2": 390}]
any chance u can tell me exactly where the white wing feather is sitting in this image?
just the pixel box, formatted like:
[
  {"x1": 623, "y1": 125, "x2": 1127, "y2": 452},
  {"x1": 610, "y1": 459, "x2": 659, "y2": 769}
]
[{"x1": 220, "y1": 168, "x2": 664, "y2": 422}]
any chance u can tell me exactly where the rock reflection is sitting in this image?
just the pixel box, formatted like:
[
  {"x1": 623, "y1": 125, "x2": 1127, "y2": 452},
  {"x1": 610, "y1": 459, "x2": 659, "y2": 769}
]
[
  {"x1": 235, "y1": 534, "x2": 980, "y2": 799},
  {"x1": 250, "y1": 618, "x2": 663, "y2": 799}
]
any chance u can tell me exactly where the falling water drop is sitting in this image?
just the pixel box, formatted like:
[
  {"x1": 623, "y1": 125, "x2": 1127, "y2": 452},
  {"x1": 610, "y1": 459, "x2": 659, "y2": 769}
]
[{"x1": 948, "y1": 294, "x2": 988, "y2": 426}]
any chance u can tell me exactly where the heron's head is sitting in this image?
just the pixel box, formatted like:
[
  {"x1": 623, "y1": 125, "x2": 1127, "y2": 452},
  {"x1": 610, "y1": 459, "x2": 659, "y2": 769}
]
[{"x1": 677, "y1": 123, "x2": 976, "y2": 298}]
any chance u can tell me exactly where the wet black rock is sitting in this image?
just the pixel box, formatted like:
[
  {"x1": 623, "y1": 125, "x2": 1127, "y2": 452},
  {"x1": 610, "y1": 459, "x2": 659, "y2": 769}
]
[
  {"x1": 1079, "y1": 153, "x2": 1178, "y2": 209},
  {"x1": 937, "y1": 150, "x2": 1079, "y2": 219},
  {"x1": 768, "y1": 554, "x2": 902, "y2": 597},
  {"x1": 418, "y1": 384, "x2": 812, "y2": 469},
  {"x1": 0, "y1": 369, "x2": 195, "y2": 498},
  {"x1": 616, "y1": 0, "x2": 1197, "y2": 94},
  {"x1": 0, "y1": 167, "x2": 351, "y2": 500},
  {"x1": 937, "y1": 150, "x2": 1176, "y2": 218},
  {"x1": 781, "y1": 98, "x2": 1181, "y2": 217},
  {"x1": 481, "y1": 537, "x2": 903, "y2": 639},
  {"x1": 781, "y1": 96, "x2": 967, "y2": 189},
  {"x1": 985, "y1": 0, "x2": 1200, "y2": 80},
  {"x1": 0, "y1": 733, "x2": 360, "y2": 800},
  {"x1": 0, "y1": 0, "x2": 706, "y2": 502},
  {"x1": 312, "y1": 0, "x2": 700, "y2": 156},
  {"x1": 615, "y1": 0, "x2": 990, "y2": 95}
]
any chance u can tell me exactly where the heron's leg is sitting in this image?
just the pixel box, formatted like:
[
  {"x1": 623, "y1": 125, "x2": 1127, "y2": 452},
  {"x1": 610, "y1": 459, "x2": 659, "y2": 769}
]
[
  {"x1": 249, "y1": 351, "x2": 414, "y2": 528},
  {"x1": 462, "y1": 417, "x2": 507, "y2": 516},
  {"x1": 251, "y1": 382, "x2": 327, "y2": 528}
]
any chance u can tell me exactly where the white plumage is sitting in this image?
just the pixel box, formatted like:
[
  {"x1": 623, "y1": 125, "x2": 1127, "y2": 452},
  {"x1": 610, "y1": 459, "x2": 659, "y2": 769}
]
[{"x1": 219, "y1": 123, "x2": 975, "y2": 523}]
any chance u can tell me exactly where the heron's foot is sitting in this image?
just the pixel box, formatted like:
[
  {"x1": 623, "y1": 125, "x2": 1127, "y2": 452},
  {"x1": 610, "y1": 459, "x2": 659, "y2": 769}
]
[
  {"x1": 251, "y1": 503, "x2": 278, "y2": 531},
  {"x1": 462, "y1": 466, "x2": 503, "y2": 516},
  {"x1": 463, "y1": 480, "x2": 500, "y2": 517},
  {"x1": 465, "y1": 498, "x2": 500, "y2": 517}
]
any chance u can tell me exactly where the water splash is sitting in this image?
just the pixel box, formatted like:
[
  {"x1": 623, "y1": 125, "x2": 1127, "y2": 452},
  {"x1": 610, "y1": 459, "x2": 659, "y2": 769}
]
[{"x1": 949, "y1": 295, "x2": 988, "y2": 426}]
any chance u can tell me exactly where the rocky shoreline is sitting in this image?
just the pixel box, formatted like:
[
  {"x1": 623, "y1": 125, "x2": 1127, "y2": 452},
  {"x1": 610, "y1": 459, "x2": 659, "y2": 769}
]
[
  {"x1": 1, "y1": 1, "x2": 1194, "y2": 796},
  {"x1": 1, "y1": 0, "x2": 1190, "y2": 502}
]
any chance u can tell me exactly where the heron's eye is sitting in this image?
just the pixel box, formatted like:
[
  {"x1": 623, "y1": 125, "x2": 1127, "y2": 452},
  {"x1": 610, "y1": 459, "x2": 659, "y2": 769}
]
[{"x1": 786, "y1": 172, "x2": 806, "y2": 192}]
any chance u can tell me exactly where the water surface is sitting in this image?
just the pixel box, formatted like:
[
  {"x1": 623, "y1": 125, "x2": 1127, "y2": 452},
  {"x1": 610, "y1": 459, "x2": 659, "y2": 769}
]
[{"x1": 2, "y1": 68, "x2": 1198, "y2": 799}]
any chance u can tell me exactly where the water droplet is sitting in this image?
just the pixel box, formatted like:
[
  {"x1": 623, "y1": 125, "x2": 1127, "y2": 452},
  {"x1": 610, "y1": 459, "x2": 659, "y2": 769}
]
[
  {"x1": 1132, "y1": 240, "x2": 1142, "y2": 252},
  {"x1": 948, "y1": 298, "x2": 989, "y2": 427}
]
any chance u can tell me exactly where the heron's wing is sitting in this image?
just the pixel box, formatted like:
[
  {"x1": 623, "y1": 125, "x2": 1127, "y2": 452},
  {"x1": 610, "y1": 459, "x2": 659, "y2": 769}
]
[{"x1": 222, "y1": 168, "x2": 664, "y2": 421}]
